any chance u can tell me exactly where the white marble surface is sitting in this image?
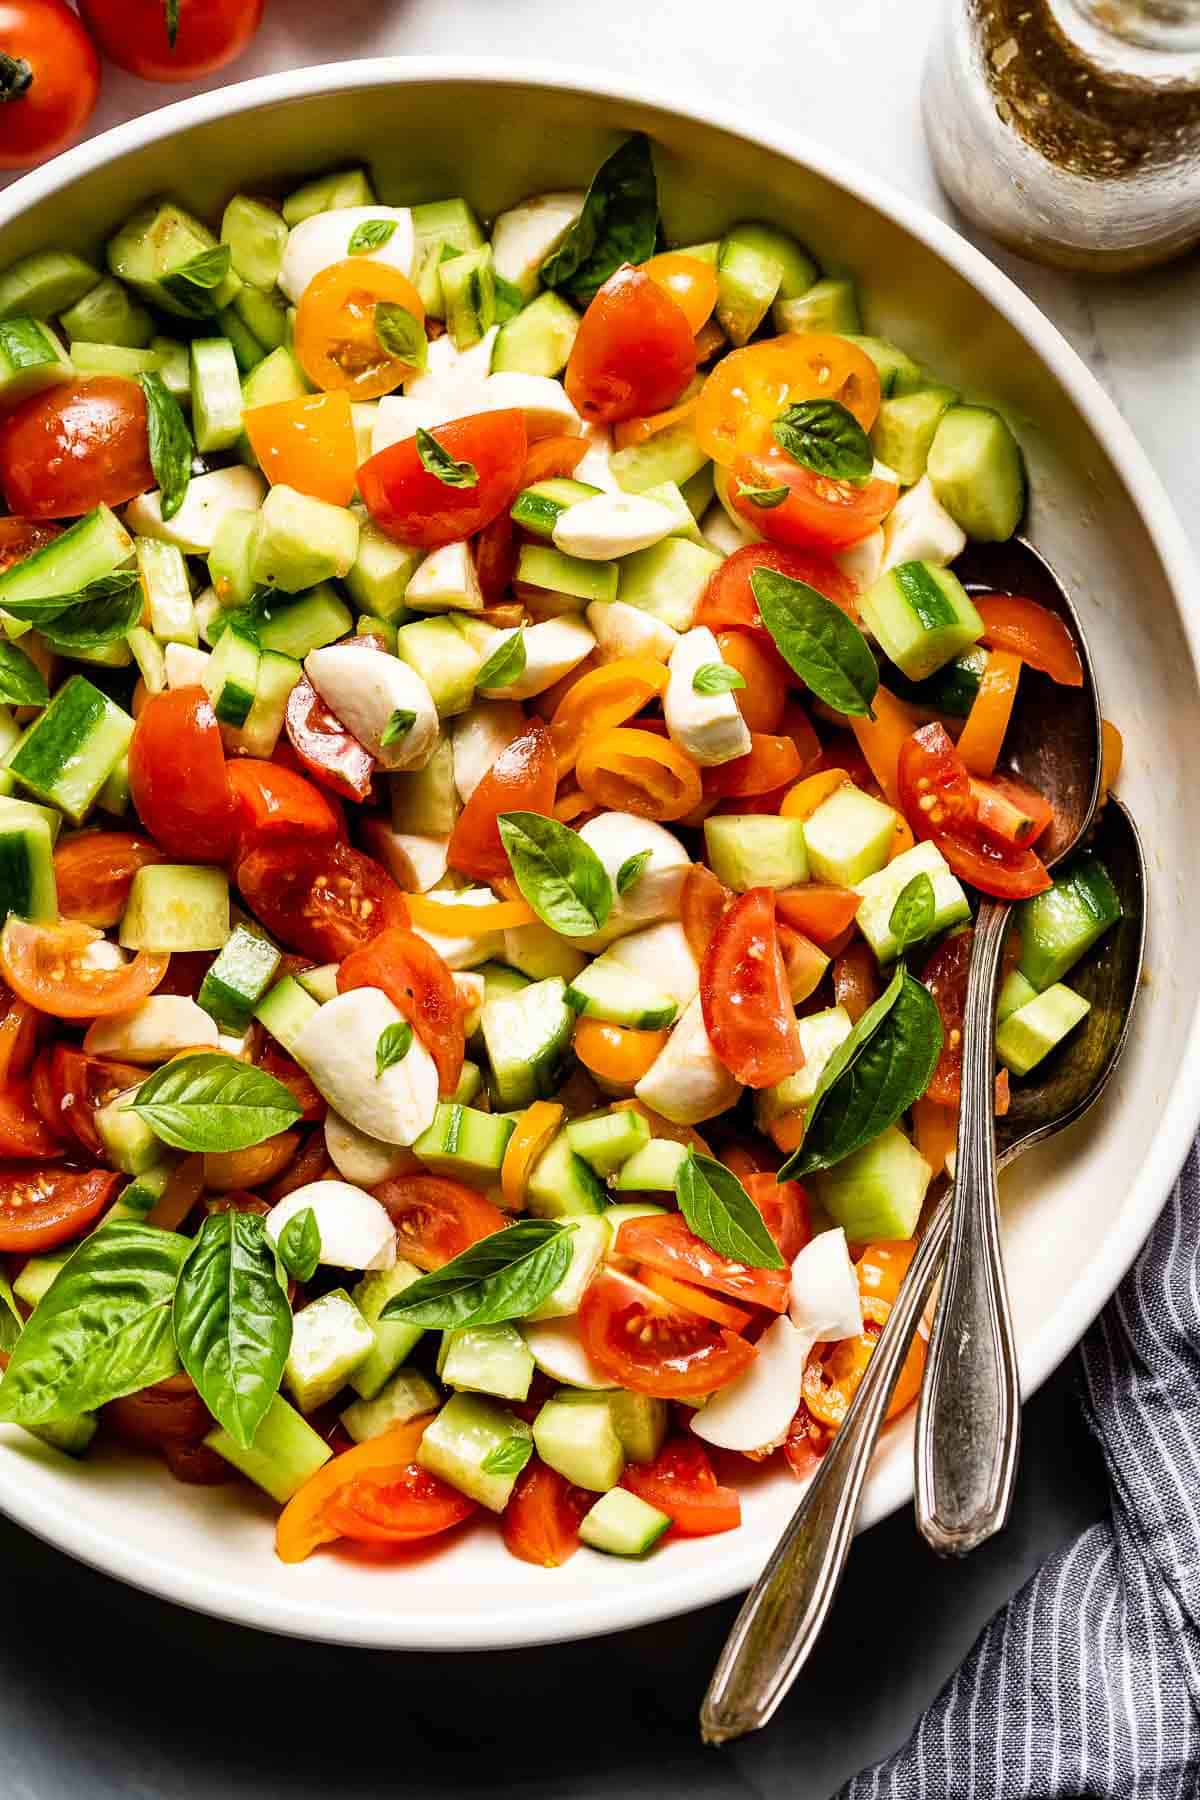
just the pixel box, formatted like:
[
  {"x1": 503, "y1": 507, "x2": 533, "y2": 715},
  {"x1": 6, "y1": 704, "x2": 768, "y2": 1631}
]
[{"x1": 0, "y1": 4, "x2": 1190, "y2": 1794}]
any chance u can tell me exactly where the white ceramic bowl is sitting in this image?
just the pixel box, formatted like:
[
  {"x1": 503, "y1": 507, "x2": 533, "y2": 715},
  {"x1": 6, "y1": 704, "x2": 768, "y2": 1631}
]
[{"x1": 0, "y1": 59, "x2": 1197, "y2": 1651}]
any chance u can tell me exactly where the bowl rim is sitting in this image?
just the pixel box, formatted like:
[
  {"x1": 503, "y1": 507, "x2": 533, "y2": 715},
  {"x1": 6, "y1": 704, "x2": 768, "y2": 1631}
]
[{"x1": 1, "y1": 53, "x2": 1198, "y2": 1651}]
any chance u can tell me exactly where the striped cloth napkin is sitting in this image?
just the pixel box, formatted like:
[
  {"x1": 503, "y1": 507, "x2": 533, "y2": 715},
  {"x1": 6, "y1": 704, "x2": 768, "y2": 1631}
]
[{"x1": 841, "y1": 1144, "x2": 1200, "y2": 1797}]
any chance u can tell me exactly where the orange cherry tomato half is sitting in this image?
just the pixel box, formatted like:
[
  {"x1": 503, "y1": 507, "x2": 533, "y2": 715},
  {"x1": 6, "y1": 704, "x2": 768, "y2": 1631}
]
[
  {"x1": 447, "y1": 718, "x2": 558, "y2": 885},
  {"x1": 339, "y1": 926, "x2": 464, "y2": 1100},
  {"x1": 774, "y1": 882, "x2": 862, "y2": 944},
  {"x1": 294, "y1": 260, "x2": 426, "y2": 400},
  {"x1": 0, "y1": 377, "x2": 154, "y2": 521},
  {"x1": 548, "y1": 657, "x2": 669, "y2": 775},
  {"x1": 637, "y1": 1267, "x2": 752, "y2": 1332},
  {"x1": 500, "y1": 1100, "x2": 564, "y2": 1211},
  {"x1": 576, "y1": 727, "x2": 702, "y2": 822},
  {"x1": 565, "y1": 264, "x2": 697, "y2": 426},
  {"x1": 53, "y1": 831, "x2": 167, "y2": 928},
  {"x1": 832, "y1": 939, "x2": 880, "y2": 1025},
  {"x1": 617, "y1": 1211, "x2": 790, "y2": 1312},
  {"x1": 611, "y1": 392, "x2": 699, "y2": 451},
  {"x1": 0, "y1": 987, "x2": 39, "y2": 1088},
  {"x1": 954, "y1": 648, "x2": 1022, "y2": 777},
  {"x1": 35, "y1": 1045, "x2": 145, "y2": 1158},
  {"x1": 579, "y1": 1268, "x2": 757, "y2": 1399},
  {"x1": 701, "y1": 732, "x2": 803, "y2": 800},
  {"x1": 0, "y1": 1164, "x2": 119, "y2": 1252},
  {"x1": 520, "y1": 434, "x2": 589, "y2": 485},
  {"x1": 0, "y1": 918, "x2": 168, "y2": 1020},
  {"x1": 680, "y1": 863, "x2": 730, "y2": 962},
  {"x1": 129, "y1": 686, "x2": 236, "y2": 863},
  {"x1": 236, "y1": 840, "x2": 409, "y2": 962},
  {"x1": 696, "y1": 540, "x2": 858, "y2": 637},
  {"x1": 501, "y1": 1459, "x2": 592, "y2": 1568},
  {"x1": 573, "y1": 1017, "x2": 669, "y2": 1086},
  {"x1": 695, "y1": 332, "x2": 882, "y2": 469},
  {"x1": 714, "y1": 630, "x2": 790, "y2": 733},
  {"x1": 321, "y1": 1461, "x2": 476, "y2": 1546},
  {"x1": 731, "y1": 449, "x2": 898, "y2": 552},
  {"x1": 242, "y1": 391, "x2": 359, "y2": 507},
  {"x1": 640, "y1": 252, "x2": 720, "y2": 333},
  {"x1": 359, "y1": 410, "x2": 527, "y2": 551},
  {"x1": 621, "y1": 1438, "x2": 741, "y2": 1537},
  {"x1": 898, "y1": 722, "x2": 1052, "y2": 900},
  {"x1": 0, "y1": 1082, "x2": 61, "y2": 1159},
  {"x1": 372, "y1": 1173, "x2": 506, "y2": 1272},
  {"x1": 976, "y1": 594, "x2": 1084, "y2": 687},
  {"x1": 276, "y1": 1420, "x2": 433, "y2": 1563},
  {"x1": 700, "y1": 887, "x2": 803, "y2": 1088}
]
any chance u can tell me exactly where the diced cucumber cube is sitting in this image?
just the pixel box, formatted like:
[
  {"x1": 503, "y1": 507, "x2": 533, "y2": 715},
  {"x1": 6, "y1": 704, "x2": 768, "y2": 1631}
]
[
  {"x1": 997, "y1": 968, "x2": 1037, "y2": 1023},
  {"x1": 129, "y1": 625, "x2": 168, "y2": 694},
  {"x1": 534, "y1": 1391, "x2": 625, "y2": 1491},
  {"x1": 10, "y1": 676, "x2": 133, "y2": 825},
  {"x1": 612, "y1": 1138, "x2": 688, "y2": 1193},
  {"x1": 13, "y1": 1255, "x2": 65, "y2": 1309},
  {"x1": 814, "y1": 1124, "x2": 932, "y2": 1245},
  {"x1": 607, "y1": 1390, "x2": 669, "y2": 1465},
  {"x1": 927, "y1": 405, "x2": 1025, "y2": 543},
  {"x1": 566, "y1": 965, "x2": 677, "y2": 1031},
  {"x1": 616, "y1": 537, "x2": 722, "y2": 632},
  {"x1": 502, "y1": 920, "x2": 587, "y2": 984},
  {"x1": 282, "y1": 167, "x2": 376, "y2": 228},
  {"x1": 526, "y1": 1129, "x2": 608, "y2": 1218},
  {"x1": 191, "y1": 338, "x2": 243, "y2": 453},
  {"x1": 773, "y1": 275, "x2": 860, "y2": 335},
  {"x1": 610, "y1": 416, "x2": 708, "y2": 495},
  {"x1": 566, "y1": 1109, "x2": 652, "y2": 1176},
  {"x1": 248, "y1": 585, "x2": 352, "y2": 661},
  {"x1": 493, "y1": 291, "x2": 580, "y2": 376},
  {"x1": 579, "y1": 1486, "x2": 670, "y2": 1555},
  {"x1": 0, "y1": 503, "x2": 131, "y2": 617},
  {"x1": 345, "y1": 506, "x2": 423, "y2": 621},
  {"x1": 413, "y1": 1102, "x2": 514, "y2": 1184},
  {"x1": 205, "y1": 1393, "x2": 332, "y2": 1503},
  {"x1": 860, "y1": 561, "x2": 984, "y2": 682},
  {"x1": 0, "y1": 316, "x2": 73, "y2": 409},
  {"x1": 198, "y1": 924, "x2": 281, "y2": 1032},
  {"x1": 872, "y1": 386, "x2": 958, "y2": 488},
  {"x1": 755, "y1": 1006, "x2": 854, "y2": 1132},
  {"x1": 391, "y1": 735, "x2": 458, "y2": 835},
  {"x1": 284, "y1": 1288, "x2": 374, "y2": 1413},
  {"x1": 511, "y1": 477, "x2": 600, "y2": 541},
  {"x1": 0, "y1": 249, "x2": 100, "y2": 321},
  {"x1": 841, "y1": 335, "x2": 924, "y2": 399},
  {"x1": 108, "y1": 198, "x2": 234, "y2": 317},
  {"x1": 341, "y1": 1367, "x2": 440, "y2": 1443},
  {"x1": 94, "y1": 1086, "x2": 160, "y2": 1175},
  {"x1": 137, "y1": 538, "x2": 196, "y2": 645},
  {"x1": 23, "y1": 1411, "x2": 98, "y2": 1458},
  {"x1": 440, "y1": 245, "x2": 497, "y2": 350},
  {"x1": 1016, "y1": 855, "x2": 1121, "y2": 992},
  {"x1": 296, "y1": 963, "x2": 340, "y2": 1005},
  {"x1": 0, "y1": 809, "x2": 55, "y2": 920},
  {"x1": 996, "y1": 983, "x2": 1091, "y2": 1077},
  {"x1": 395, "y1": 616, "x2": 481, "y2": 718},
  {"x1": 221, "y1": 194, "x2": 288, "y2": 291},
  {"x1": 223, "y1": 648, "x2": 299, "y2": 759},
  {"x1": 119, "y1": 864, "x2": 230, "y2": 952},
  {"x1": 71, "y1": 341, "x2": 160, "y2": 378},
  {"x1": 416, "y1": 1392, "x2": 531, "y2": 1512},
  {"x1": 254, "y1": 974, "x2": 318, "y2": 1055},
  {"x1": 704, "y1": 814, "x2": 809, "y2": 892},
  {"x1": 439, "y1": 1322, "x2": 534, "y2": 1402},
  {"x1": 249, "y1": 486, "x2": 359, "y2": 594},
  {"x1": 516, "y1": 544, "x2": 617, "y2": 608},
  {"x1": 348, "y1": 1261, "x2": 426, "y2": 1400},
  {"x1": 204, "y1": 624, "x2": 260, "y2": 728},
  {"x1": 481, "y1": 976, "x2": 573, "y2": 1109},
  {"x1": 853, "y1": 840, "x2": 971, "y2": 963},
  {"x1": 526, "y1": 1217, "x2": 609, "y2": 1321},
  {"x1": 803, "y1": 785, "x2": 897, "y2": 887}
]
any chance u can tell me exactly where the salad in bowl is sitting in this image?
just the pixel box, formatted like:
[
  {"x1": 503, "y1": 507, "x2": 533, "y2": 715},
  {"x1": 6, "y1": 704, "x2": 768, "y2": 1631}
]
[{"x1": 0, "y1": 131, "x2": 1122, "y2": 1570}]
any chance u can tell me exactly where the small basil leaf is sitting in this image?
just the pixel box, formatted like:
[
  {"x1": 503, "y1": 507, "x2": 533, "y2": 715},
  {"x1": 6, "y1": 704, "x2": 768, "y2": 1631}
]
[
  {"x1": 773, "y1": 399, "x2": 874, "y2": 485},
  {"x1": 675, "y1": 1152, "x2": 785, "y2": 1271},
  {"x1": 736, "y1": 481, "x2": 789, "y2": 509},
  {"x1": 278, "y1": 1206, "x2": 320, "y2": 1283},
  {"x1": 162, "y1": 245, "x2": 232, "y2": 318},
  {"x1": 131, "y1": 1053, "x2": 302, "y2": 1153},
  {"x1": 889, "y1": 872, "x2": 936, "y2": 955},
  {"x1": 374, "y1": 301, "x2": 428, "y2": 374},
  {"x1": 493, "y1": 273, "x2": 525, "y2": 323},
  {"x1": 173, "y1": 1210, "x2": 291, "y2": 1451},
  {"x1": 0, "y1": 1222, "x2": 188, "y2": 1426},
  {"x1": 498, "y1": 810, "x2": 613, "y2": 937},
  {"x1": 476, "y1": 629, "x2": 527, "y2": 692},
  {"x1": 349, "y1": 218, "x2": 398, "y2": 255},
  {"x1": 783, "y1": 972, "x2": 943, "y2": 1177},
  {"x1": 416, "y1": 425, "x2": 477, "y2": 489},
  {"x1": 692, "y1": 661, "x2": 746, "y2": 695},
  {"x1": 139, "y1": 371, "x2": 194, "y2": 522},
  {"x1": 481, "y1": 1434, "x2": 534, "y2": 1478},
  {"x1": 380, "y1": 1220, "x2": 574, "y2": 1329},
  {"x1": 540, "y1": 133, "x2": 658, "y2": 304},
  {"x1": 0, "y1": 639, "x2": 48, "y2": 706},
  {"x1": 380, "y1": 707, "x2": 416, "y2": 748},
  {"x1": 376, "y1": 1021, "x2": 413, "y2": 1076},
  {"x1": 616, "y1": 849, "x2": 651, "y2": 897},
  {"x1": 751, "y1": 567, "x2": 879, "y2": 719},
  {"x1": 38, "y1": 576, "x2": 142, "y2": 650}
]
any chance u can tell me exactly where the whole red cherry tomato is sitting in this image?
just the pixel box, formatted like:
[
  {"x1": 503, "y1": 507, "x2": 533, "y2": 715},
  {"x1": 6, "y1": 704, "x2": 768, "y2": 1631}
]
[
  {"x1": 0, "y1": 1, "x2": 99, "y2": 170},
  {"x1": 77, "y1": 0, "x2": 264, "y2": 82}
]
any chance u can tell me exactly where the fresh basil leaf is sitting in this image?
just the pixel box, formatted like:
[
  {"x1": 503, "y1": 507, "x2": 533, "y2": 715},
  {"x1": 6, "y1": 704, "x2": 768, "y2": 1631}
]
[
  {"x1": 0, "y1": 569, "x2": 139, "y2": 625},
  {"x1": 540, "y1": 134, "x2": 658, "y2": 304},
  {"x1": 0, "y1": 639, "x2": 47, "y2": 706},
  {"x1": 0, "y1": 1271, "x2": 21, "y2": 1353},
  {"x1": 498, "y1": 810, "x2": 613, "y2": 937},
  {"x1": 751, "y1": 567, "x2": 879, "y2": 719},
  {"x1": 161, "y1": 245, "x2": 232, "y2": 318},
  {"x1": 376, "y1": 1021, "x2": 413, "y2": 1076},
  {"x1": 416, "y1": 425, "x2": 477, "y2": 489},
  {"x1": 278, "y1": 1206, "x2": 320, "y2": 1283},
  {"x1": 493, "y1": 273, "x2": 525, "y2": 323},
  {"x1": 374, "y1": 301, "x2": 428, "y2": 374},
  {"x1": 773, "y1": 399, "x2": 874, "y2": 485},
  {"x1": 889, "y1": 872, "x2": 936, "y2": 954},
  {"x1": 349, "y1": 218, "x2": 398, "y2": 255},
  {"x1": 0, "y1": 1222, "x2": 188, "y2": 1426},
  {"x1": 616, "y1": 849, "x2": 651, "y2": 897},
  {"x1": 38, "y1": 575, "x2": 142, "y2": 650},
  {"x1": 139, "y1": 372, "x2": 193, "y2": 522},
  {"x1": 131, "y1": 1053, "x2": 302, "y2": 1153},
  {"x1": 173, "y1": 1210, "x2": 291, "y2": 1449},
  {"x1": 380, "y1": 1220, "x2": 574, "y2": 1329},
  {"x1": 163, "y1": 0, "x2": 180, "y2": 47},
  {"x1": 380, "y1": 707, "x2": 416, "y2": 748},
  {"x1": 476, "y1": 629, "x2": 526, "y2": 691},
  {"x1": 675, "y1": 1151, "x2": 785, "y2": 1271},
  {"x1": 692, "y1": 661, "x2": 746, "y2": 696},
  {"x1": 783, "y1": 972, "x2": 943, "y2": 1177},
  {"x1": 481, "y1": 1434, "x2": 534, "y2": 1478},
  {"x1": 779, "y1": 964, "x2": 905, "y2": 1178},
  {"x1": 736, "y1": 481, "x2": 789, "y2": 510}
]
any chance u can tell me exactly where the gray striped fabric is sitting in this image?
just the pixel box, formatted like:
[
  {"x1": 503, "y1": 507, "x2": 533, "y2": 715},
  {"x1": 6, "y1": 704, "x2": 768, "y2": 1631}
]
[{"x1": 841, "y1": 1146, "x2": 1200, "y2": 1798}]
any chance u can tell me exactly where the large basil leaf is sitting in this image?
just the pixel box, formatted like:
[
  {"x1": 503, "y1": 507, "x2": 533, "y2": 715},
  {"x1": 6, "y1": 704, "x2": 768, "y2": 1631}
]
[
  {"x1": 139, "y1": 372, "x2": 193, "y2": 522},
  {"x1": 784, "y1": 972, "x2": 943, "y2": 1176},
  {"x1": 0, "y1": 1222, "x2": 188, "y2": 1426},
  {"x1": 772, "y1": 399, "x2": 874, "y2": 485},
  {"x1": 380, "y1": 1220, "x2": 574, "y2": 1329},
  {"x1": 131, "y1": 1053, "x2": 302, "y2": 1153},
  {"x1": 0, "y1": 639, "x2": 48, "y2": 707},
  {"x1": 0, "y1": 569, "x2": 139, "y2": 626},
  {"x1": 777, "y1": 964, "x2": 905, "y2": 1181},
  {"x1": 38, "y1": 576, "x2": 143, "y2": 651},
  {"x1": 751, "y1": 567, "x2": 879, "y2": 719},
  {"x1": 173, "y1": 1210, "x2": 291, "y2": 1450},
  {"x1": 540, "y1": 134, "x2": 658, "y2": 304},
  {"x1": 675, "y1": 1152, "x2": 785, "y2": 1270},
  {"x1": 498, "y1": 810, "x2": 613, "y2": 937}
]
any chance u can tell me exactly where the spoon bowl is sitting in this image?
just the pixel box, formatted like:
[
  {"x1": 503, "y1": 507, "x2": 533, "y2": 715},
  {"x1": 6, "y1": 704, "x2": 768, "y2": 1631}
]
[{"x1": 700, "y1": 801, "x2": 1146, "y2": 1746}]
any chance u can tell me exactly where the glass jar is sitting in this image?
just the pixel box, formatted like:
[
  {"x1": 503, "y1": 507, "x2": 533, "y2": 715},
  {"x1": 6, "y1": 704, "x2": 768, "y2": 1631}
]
[{"x1": 922, "y1": 0, "x2": 1200, "y2": 271}]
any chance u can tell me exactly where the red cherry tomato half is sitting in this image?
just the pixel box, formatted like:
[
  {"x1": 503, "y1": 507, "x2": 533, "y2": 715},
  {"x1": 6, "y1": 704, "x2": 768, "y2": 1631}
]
[
  {"x1": 701, "y1": 733, "x2": 803, "y2": 800},
  {"x1": 53, "y1": 831, "x2": 167, "y2": 928},
  {"x1": 615, "y1": 1211, "x2": 791, "y2": 1312},
  {"x1": 0, "y1": 378, "x2": 154, "y2": 519},
  {"x1": 621, "y1": 1438, "x2": 741, "y2": 1537},
  {"x1": 284, "y1": 674, "x2": 375, "y2": 804},
  {"x1": 696, "y1": 541, "x2": 858, "y2": 637},
  {"x1": 578, "y1": 1268, "x2": 757, "y2": 1398},
  {"x1": 700, "y1": 887, "x2": 803, "y2": 1088},
  {"x1": 446, "y1": 718, "x2": 558, "y2": 884},
  {"x1": 744, "y1": 1171, "x2": 811, "y2": 1263},
  {"x1": 77, "y1": 0, "x2": 264, "y2": 82},
  {"x1": 501, "y1": 1459, "x2": 592, "y2": 1568},
  {"x1": 35, "y1": 1045, "x2": 146, "y2": 1160},
  {"x1": 129, "y1": 687, "x2": 236, "y2": 863},
  {"x1": 236, "y1": 840, "x2": 409, "y2": 963},
  {"x1": 0, "y1": 0, "x2": 99, "y2": 170},
  {"x1": 338, "y1": 926, "x2": 465, "y2": 1100},
  {"x1": 359, "y1": 411, "x2": 527, "y2": 551},
  {"x1": 255, "y1": 1039, "x2": 326, "y2": 1124},
  {"x1": 371, "y1": 1174, "x2": 506, "y2": 1272},
  {"x1": 226, "y1": 759, "x2": 341, "y2": 853},
  {"x1": 0, "y1": 1164, "x2": 119, "y2": 1252},
  {"x1": 321, "y1": 1462, "x2": 476, "y2": 1546},
  {"x1": 0, "y1": 918, "x2": 168, "y2": 1020},
  {"x1": 565, "y1": 264, "x2": 696, "y2": 426},
  {"x1": 731, "y1": 451, "x2": 898, "y2": 552},
  {"x1": 897, "y1": 722, "x2": 1052, "y2": 900},
  {"x1": 0, "y1": 1082, "x2": 60, "y2": 1160}
]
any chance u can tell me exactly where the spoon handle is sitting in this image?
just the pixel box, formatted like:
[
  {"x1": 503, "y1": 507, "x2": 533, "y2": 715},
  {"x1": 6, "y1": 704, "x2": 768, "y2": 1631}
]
[
  {"x1": 915, "y1": 897, "x2": 1021, "y2": 1557},
  {"x1": 701, "y1": 1194, "x2": 950, "y2": 1746}
]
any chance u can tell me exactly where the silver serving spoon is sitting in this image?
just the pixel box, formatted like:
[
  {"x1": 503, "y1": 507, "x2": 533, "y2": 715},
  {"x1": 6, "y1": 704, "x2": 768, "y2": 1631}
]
[
  {"x1": 915, "y1": 539, "x2": 1103, "y2": 1557},
  {"x1": 699, "y1": 810, "x2": 1142, "y2": 1748}
]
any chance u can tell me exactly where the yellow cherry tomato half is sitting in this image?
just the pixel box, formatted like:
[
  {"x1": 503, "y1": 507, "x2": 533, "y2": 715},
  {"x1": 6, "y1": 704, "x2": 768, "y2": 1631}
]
[
  {"x1": 694, "y1": 331, "x2": 882, "y2": 468},
  {"x1": 294, "y1": 259, "x2": 426, "y2": 400},
  {"x1": 640, "y1": 252, "x2": 720, "y2": 333}
]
